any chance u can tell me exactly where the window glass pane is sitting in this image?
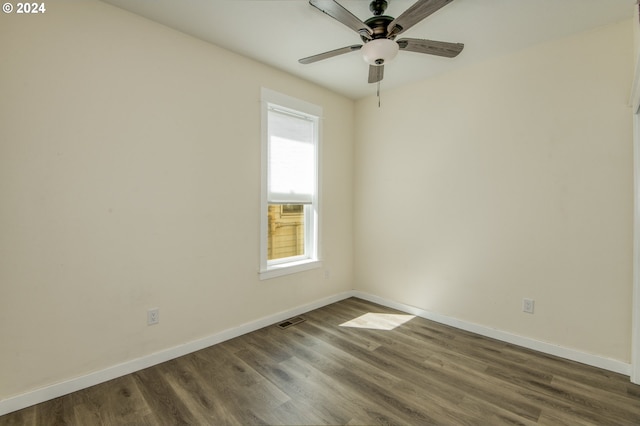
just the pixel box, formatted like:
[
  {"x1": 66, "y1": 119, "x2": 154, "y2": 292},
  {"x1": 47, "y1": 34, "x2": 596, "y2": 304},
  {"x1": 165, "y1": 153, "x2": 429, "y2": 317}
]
[{"x1": 267, "y1": 204, "x2": 305, "y2": 260}]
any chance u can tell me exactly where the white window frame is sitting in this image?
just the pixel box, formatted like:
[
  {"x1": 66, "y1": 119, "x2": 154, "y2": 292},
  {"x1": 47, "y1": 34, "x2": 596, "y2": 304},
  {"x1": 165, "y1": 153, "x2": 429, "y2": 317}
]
[{"x1": 260, "y1": 88, "x2": 322, "y2": 279}]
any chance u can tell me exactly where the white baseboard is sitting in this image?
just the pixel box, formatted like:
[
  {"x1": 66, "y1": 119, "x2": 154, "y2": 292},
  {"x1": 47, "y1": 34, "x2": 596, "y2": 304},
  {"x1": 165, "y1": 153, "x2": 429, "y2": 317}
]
[
  {"x1": 1, "y1": 289, "x2": 631, "y2": 416},
  {"x1": 352, "y1": 291, "x2": 631, "y2": 376},
  {"x1": 0, "y1": 291, "x2": 353, "y2": 417}
]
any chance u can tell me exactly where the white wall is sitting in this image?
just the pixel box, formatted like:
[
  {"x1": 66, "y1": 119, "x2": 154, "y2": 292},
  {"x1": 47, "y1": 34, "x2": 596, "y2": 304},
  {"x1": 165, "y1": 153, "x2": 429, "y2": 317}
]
[
  {"x1": 0, "y1": 0, "x2": 354, "y2": 401},
  {"x1": 354, "y1": 20, "x2": 634, "y2": 363}
]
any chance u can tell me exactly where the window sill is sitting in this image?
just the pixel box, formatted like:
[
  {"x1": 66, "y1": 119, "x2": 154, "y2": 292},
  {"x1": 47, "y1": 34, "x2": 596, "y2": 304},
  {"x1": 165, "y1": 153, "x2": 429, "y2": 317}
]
[{"x1": 259, "y1": 259, "x2": 322, "y2": 280}]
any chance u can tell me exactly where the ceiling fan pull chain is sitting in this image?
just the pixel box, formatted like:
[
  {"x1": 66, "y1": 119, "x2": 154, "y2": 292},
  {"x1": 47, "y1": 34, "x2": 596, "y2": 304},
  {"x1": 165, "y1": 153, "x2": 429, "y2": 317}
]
[{"x1": 377, "y1": 81, "x2": 381, "y2": 108}]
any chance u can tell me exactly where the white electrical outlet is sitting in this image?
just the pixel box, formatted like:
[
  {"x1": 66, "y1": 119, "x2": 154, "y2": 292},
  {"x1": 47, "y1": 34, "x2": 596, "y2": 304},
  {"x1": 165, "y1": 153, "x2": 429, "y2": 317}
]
[
  {"x1": 523, "y1": 298, "x2": 535, "y2": 314},
  {"x1": 147, "y1": 308, "x2": 159, "y2": 325}
]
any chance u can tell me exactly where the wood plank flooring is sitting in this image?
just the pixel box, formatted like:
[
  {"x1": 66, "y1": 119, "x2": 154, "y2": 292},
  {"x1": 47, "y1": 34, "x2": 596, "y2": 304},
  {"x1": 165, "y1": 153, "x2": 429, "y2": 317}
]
[{"x1": 2, "y1": 297, "x2": 640, "y2": 425}]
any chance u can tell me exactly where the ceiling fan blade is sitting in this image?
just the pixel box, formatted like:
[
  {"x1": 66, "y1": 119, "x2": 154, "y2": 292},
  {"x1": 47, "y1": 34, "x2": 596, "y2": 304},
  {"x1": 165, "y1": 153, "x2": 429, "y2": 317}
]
[
  {"x1": 309, "y1": 0, "x2": 373, "y2": 39},
  {"x1": 299, "y1": 44, "x2": 362, "y2": 64},
  {"x1": 368, "y1": 65, "x2": 384, "y2": 83},
  {"x1": 397, "y1": 38, "x2": 463, "y2": 58},
  {"x1": 387, "y1": 0, "x2": 454, "y2": 38}
]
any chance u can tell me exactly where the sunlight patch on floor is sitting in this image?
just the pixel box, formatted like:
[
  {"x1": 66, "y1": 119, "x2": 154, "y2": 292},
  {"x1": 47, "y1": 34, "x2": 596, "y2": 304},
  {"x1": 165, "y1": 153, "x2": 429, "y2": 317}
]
[{"x1": 339, "y1": 313, "x2": 416, "y2": 331}]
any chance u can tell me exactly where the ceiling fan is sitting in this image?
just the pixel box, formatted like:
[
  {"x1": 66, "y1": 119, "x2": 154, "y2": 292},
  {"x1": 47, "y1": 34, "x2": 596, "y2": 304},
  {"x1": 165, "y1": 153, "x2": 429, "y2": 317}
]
[{"x1": 299, "y1": 0, "x2": 464, "y2": 84}]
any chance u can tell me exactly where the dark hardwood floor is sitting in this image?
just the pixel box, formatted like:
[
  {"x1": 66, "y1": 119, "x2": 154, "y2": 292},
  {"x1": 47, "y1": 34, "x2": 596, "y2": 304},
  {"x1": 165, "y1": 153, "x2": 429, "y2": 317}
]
[{"x1": 2, "y1": 297, "x2": 640, "y2": 425}]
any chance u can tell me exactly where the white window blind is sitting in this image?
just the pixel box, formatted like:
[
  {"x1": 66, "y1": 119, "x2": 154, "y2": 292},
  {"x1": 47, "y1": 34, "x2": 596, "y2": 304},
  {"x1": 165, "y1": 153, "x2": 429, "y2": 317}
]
[{"x1": 267, "y1": 107, "x2": 316, "y2": 204}]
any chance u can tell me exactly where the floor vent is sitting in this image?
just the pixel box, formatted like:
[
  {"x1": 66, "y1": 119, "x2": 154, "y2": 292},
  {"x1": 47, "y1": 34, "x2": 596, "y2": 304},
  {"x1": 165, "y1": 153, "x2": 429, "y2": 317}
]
[{"x1": 277, "y1": 316, "x2": 305, "y2": 329}]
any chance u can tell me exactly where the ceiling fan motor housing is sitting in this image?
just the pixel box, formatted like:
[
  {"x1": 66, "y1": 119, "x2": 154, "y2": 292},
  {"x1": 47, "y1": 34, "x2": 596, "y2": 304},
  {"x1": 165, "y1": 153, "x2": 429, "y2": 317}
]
[{"x1": 361, "y1": 15, "x2": 396, "y2": 42}]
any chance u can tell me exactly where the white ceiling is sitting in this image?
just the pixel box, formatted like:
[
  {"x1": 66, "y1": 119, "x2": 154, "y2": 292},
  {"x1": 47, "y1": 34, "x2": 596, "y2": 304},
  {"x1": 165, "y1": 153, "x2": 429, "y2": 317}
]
[{"x1": 99, "y1": 0, "x2": 635, "y2": 99}]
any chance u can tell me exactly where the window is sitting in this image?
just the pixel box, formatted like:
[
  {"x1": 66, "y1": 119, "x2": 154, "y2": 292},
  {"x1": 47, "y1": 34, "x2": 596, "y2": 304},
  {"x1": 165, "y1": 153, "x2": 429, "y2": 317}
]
[{"x1": 260, "y1": 88, "x2": 322, "y2": 279}]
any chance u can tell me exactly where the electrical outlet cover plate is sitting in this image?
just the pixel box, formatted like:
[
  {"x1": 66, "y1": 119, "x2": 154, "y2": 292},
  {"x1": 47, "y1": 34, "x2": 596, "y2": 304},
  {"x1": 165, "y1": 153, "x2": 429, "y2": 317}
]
[
  {"x1": 147, "y1": 308, "x2": 159, "y2": 325},
  {"x1": 523, "y1": 298, "x2": 535, "y2": 314}
]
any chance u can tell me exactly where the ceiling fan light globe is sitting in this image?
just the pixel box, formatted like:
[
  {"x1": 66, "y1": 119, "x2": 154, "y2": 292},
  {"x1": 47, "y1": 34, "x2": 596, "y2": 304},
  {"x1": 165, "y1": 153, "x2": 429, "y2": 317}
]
[{"x1": 362, "y1": 38, "x2": 399, "y2": 65}]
